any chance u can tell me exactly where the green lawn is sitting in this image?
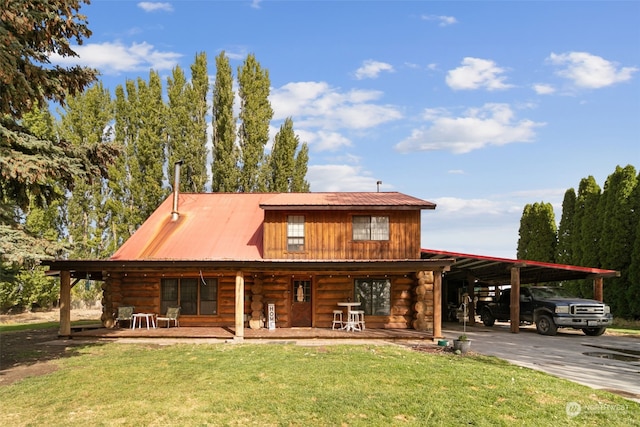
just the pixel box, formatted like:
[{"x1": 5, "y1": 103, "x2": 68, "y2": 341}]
[{"x1": 1, "y1": 341, "x2": 638, "y2": 426}]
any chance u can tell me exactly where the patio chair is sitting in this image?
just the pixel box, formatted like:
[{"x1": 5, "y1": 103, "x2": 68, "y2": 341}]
[
  {"x1": 114, "y1": 306, "x2": 134, "y2": 328},
  {"x1": 157, "y1": 306, "x2": 181, "y2": 328}
]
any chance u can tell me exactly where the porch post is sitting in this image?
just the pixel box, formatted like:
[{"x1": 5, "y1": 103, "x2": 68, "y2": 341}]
[
  {"x1": 593, "y1": 276, "x2": 603, "y2": 302},
  {"x1": 433, "y1": 270, "x2": 442, "y2": 338},
  {"x1": 510, "y1": 267, "x2": 520, "y2": 334},
  {"x1": 235, "y1": 271, "x2": 244, "y2": 341},
  {"x1": 59, "y1": 270, "x2": 71, "y2": 338}
]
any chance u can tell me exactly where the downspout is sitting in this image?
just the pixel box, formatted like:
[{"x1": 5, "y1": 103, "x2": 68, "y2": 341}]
[{"x1": 171, "y1": 160, "x2": 184, "y2": 221}]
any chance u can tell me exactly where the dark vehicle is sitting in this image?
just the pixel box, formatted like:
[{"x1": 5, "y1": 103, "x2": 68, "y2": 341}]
[{"x1": 480, "y1": 287, "x2": 613, "y2": 336}]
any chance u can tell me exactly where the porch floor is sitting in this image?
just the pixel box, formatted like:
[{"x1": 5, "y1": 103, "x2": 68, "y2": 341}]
[{"x1": 69, "y1": 325, "x2": 436, "y2": 343}]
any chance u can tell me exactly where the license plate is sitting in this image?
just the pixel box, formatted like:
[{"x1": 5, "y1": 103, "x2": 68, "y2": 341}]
[{"x1": 587, "y1": 320, "x2": 598, "y2": 326}]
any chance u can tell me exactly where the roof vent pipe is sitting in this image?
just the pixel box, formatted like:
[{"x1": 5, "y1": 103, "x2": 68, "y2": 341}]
[{"x1": 171, "y1": 160, "x2": 184, "y2": 221}]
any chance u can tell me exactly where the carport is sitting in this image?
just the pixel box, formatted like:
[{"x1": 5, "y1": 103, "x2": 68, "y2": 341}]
[{"x1": 421, "y1": 249, "x2": 620, "y2": 333}]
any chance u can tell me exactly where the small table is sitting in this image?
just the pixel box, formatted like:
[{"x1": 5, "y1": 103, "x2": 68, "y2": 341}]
[
  {"x1": 131, "y1": 313, "x2": 156, "y2": 330},
  {"x1": 337, "y1": 302, "x2": 362, "y2": 332}
]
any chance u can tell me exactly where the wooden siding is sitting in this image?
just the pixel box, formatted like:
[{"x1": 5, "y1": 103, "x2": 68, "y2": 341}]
[
  {"x1": 263, "y1": 210, "x2": 422, "y2": 260},
  {"x1": 103, "y1": 270, "x2": 430, "y2": 330}
]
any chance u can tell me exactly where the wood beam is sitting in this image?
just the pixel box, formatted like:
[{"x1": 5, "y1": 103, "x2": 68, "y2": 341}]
[
  {"x1": 235, "y1": 271, "x2": 244, "y2": 341},
  {"x1": 59, "y1": 270, "x2": 71, "y2": 338},
  {"x1": 466, "y1": 274, "x2": 476, "y2": 326},
  {"x1": 510, "y1": 267, "x2": 520, "y2": 334},
  {"x1": 433, "y1": 271, "x2": 442, "y2": 338},
  {"x1": 593, "y1": 276, "x2": 604, "y2": 302}
]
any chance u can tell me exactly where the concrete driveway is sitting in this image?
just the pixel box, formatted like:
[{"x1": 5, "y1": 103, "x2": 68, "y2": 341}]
[{"x1": 442, "y1": 322, "x2": 640, "y2": 403}]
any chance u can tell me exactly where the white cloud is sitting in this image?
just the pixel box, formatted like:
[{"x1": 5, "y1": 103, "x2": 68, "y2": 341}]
[
  {"x1": 307, "y1": 164, "x2": 376, "y2": 192},
  {"x1": 354, "y1": 60, "x2": 395, "y2": 80},
  {"x1": 446, "y1": 57, "x2": 513, "y2": 91},
  {"x1": 421, "y1": 14, "x2": 458, "y2": 27},
  {"x1": 270, "y1": 81, "x2": 402, "y2": 132},
  {"x1": 533, "y1": 83, "x2": 555, "y2": 95},
  {"x1": 548, "y1": 51, "x2": 638, "y2": 89},
  {"x1": 448, "y1": 169, "x2": 465, "y2": 175},
  {"x1": 395, "y1": 103, "x2": 544, "y2": 154},
  {"x1": 137, "y1": 2, "x2": 173, "y2": 12},
  {"x1": 49, "y1": 41, "x2": 182, "y2": 74}
]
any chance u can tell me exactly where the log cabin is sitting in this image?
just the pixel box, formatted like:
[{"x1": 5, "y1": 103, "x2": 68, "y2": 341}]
[{"x1": 47, "y1": 190, "x2": 455, "y2": 339}]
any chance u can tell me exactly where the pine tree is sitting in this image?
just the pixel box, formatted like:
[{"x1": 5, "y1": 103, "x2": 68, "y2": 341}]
[
  {"x1": 211, "y1": 51, "x2": 239, "y2": 192},
  {"x1": 627, "y1": 171, "x2": 640, "y2": 317},
  {"x1": 237, "y1": 54, "x2": 273, "y2": 192},
  {"x1": 517, "y1": 202, "x2": 557, "y2": 262}
]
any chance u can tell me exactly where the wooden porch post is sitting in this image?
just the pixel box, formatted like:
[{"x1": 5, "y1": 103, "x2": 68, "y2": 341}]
[
  {"x1": 593, "y1": 276, "x2": 603, "y2": 302},
  {"x1": 59, "y1": 270, "x2": 71, "y2": 338},
  {"x1": 466, "y1": 274, "x2": 476, "y2": 326},
  {"x1": 433, "y1": 270, "x2": 442, "y2": 338},
  {"x1": 235, "y1": 271, "x2": 244, "y2": 341},
  {"x1": 510, "y1": 267, "x2": 520, "y2": 334}
]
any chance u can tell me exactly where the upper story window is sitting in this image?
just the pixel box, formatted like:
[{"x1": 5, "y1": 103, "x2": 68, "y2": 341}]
[
  {"x1": 287, "y1": 215, "x2": 305, "y2": 251},
  {"x1": 352, "y1": 215, "x2": 389, "y2": 241}
]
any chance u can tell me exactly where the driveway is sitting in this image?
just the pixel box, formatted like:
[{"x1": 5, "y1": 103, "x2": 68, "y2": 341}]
[{"x1": 442, "y1": 322, "x2": 640, "y2": 403}]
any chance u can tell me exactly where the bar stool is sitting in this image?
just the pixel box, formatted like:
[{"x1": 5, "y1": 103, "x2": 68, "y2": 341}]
[
  {"x1": 331, "y1": 310, "x2": 344, "y2": 330},
  {"x1": 354, "y1": 310, "x2": 365, "y2": 331},
  {"x1": 347, "y1": 310, "x2": 361, "y2": 331}
]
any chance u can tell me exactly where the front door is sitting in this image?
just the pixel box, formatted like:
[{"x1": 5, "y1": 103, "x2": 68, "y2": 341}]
[{"x1": 291, "y1": 279, "x2": 312, "y2": 327}]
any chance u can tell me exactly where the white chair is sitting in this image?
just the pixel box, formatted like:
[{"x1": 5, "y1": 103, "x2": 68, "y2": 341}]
[
  {"x1": 157, "y1": 307, "x2": 180, "y2": 328},
  {"x1": 331, "y1": 310, "x2": 344, "y2": 330}
]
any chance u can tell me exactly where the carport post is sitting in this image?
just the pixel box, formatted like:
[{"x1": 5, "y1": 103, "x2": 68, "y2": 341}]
[
  {"x1": 593, "y1": 276, "x2": 603, "y2": 302},
  {"x1": 433, "y1": 270, "x2": 442, "y2": 338},
  {"x1": 510, "y1": 267, "x2": 520, "y2": 334}
]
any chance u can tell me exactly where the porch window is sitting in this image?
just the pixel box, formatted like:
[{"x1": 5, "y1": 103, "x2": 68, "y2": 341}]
[
  {"x1": 352, "y1": 216, "x2": 389, "y2": 241},
  {"x1": 354, "y1": 278, "x2": 391, "y2": 316},
  {"x1": 161, "y1": 277, "x2": 217, "y2": 315},
  {"x1": 287, "y1": 215, "x2": 305, "y2": 251}
]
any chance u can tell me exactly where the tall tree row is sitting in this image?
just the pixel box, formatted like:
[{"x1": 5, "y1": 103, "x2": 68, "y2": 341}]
[{"x1": 518, "y1": 164, "x2": 640, "y2": 318}]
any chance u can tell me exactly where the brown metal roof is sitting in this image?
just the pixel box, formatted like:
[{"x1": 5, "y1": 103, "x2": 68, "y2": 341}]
[
  {"x1": 110, "y1": 192, "x2": 436, "y2": 262},
  {"x1": 260, "y1": 192, "x2": 436, "y2": 210},
  {"x1": 421, "y1": 248, "x2": 619, "y2": 284}
]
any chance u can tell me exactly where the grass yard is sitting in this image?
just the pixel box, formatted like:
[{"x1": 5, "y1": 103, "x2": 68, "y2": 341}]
[{"x1": 1, "y1": 341, "x2": 638, "y2": 426}]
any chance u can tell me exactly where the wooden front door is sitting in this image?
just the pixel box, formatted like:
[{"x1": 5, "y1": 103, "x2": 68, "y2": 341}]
[{"x1": 291, "y1": 279, "x2": 312, "y2": 327}]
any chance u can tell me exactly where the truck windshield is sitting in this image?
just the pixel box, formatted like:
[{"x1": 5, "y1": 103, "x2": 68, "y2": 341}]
[{"x1": 528, "y1": 287, "x2": 575, "y2": 299}]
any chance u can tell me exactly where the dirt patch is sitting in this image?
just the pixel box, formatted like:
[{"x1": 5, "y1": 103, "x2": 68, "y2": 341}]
[{"x1": 0, "y1": 308, "x2": 102, "y2": 386}]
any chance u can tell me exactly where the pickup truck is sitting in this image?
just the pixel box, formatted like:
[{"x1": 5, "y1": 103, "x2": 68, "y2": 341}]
[{"x1": 480, "y1": 286, "x2": 613, "y2": 336}]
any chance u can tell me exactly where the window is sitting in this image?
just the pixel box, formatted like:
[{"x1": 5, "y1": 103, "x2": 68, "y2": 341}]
[
  {"x1": 355, "y1": 278, "x2": 391, "y2": 316},
  {"x1": 287, "y1": 215, "x2": 305, "y2": 251},
  {"x1": 161, "y1": 277, "x2": 217, "y2": 315},
  {"x1": 293, "y1": 280, "x2": 311, "y2": 303},
  {"x1": 352, "y1": 216, "x2": 389, "y2": 241}
]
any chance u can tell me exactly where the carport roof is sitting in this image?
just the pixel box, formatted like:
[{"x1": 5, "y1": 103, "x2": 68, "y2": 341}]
[{"x1": 421, "y1": 248, "x2": 619, "y2": 284}]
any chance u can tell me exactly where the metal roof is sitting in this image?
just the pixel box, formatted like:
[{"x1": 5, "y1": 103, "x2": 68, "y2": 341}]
[
  {"x1": 110, "y1": 192, "x2": 437, "y2": 262},
  {"x1": 421, "y1": 248, "x2": 619, "y2": 284}
]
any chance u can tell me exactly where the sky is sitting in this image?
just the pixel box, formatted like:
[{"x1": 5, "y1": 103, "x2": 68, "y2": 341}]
[{"x1": 50, "y1": 0, "x2": 640, "y2": 259}]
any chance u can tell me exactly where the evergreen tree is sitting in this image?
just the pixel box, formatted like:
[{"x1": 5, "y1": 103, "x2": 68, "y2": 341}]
[
  {"x1": 628, "y1": 171, "x2": 640, "y2": 318},
  {"x1": 237, "y1": 54, "x2": 273, "y2": 192},
  {"x1": 557, "y1": 189, "x2": 576, "y2": 264},
  {"x1": 599, "y1": 165, "x2": 638, "y2": 317},
  {"x1": 517, "y1": 202, "x2": 557, "y2": 262},
  {"x1": 572, "y1": 176, "x2": 602, "y2": 267},
  {"x1": 211, "y1": 51, "x2": 239, "y2": 192}
]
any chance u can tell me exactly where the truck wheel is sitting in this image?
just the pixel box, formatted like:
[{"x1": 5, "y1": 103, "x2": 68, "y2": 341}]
[
  {"x1": 582, "y1": 327, "x2": 606, "y2": 336},
  {"x1": 481, "y1": 309, "x2": 495, "y2": 327},
  {"x1": 536, "y1": 314, "x2": 557, "y2": 336}
]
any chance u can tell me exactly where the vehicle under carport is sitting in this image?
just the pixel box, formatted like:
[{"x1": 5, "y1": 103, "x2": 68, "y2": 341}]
[{"x1": 421, "y1": 249, "x2": 620, "y2": 334}]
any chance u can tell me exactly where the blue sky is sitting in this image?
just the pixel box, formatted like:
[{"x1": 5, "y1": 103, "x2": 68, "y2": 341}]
[{"x1": 51, "y1": 1, "x2": 639, "y2": 259}]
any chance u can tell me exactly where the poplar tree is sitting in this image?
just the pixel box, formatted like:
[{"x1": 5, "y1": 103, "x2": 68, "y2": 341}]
[
  {"x1": 267, "y1": 117, "x2": 310, "y2": 192},
  {"x1": 627, "y1": 173, "x2": 640, "y2": 317},
  {"x1": 237, "y1": 54, "x2": 273, "y2": 192},
  {"x1": 211, "y1": 51, "x2": 239, "y2": 192},
  {"x1": 517, "y1": 202, "x2": 557, "y2": 262},
  {"x1": 574, "y1": 176, "x2": 602, "y2": 268},
  {"x1": 58, "y1": 82, "x2": 114, "y2": 258},
  {"x1": 167, "y1": 53, "x2": 209, "y2": 192}
]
